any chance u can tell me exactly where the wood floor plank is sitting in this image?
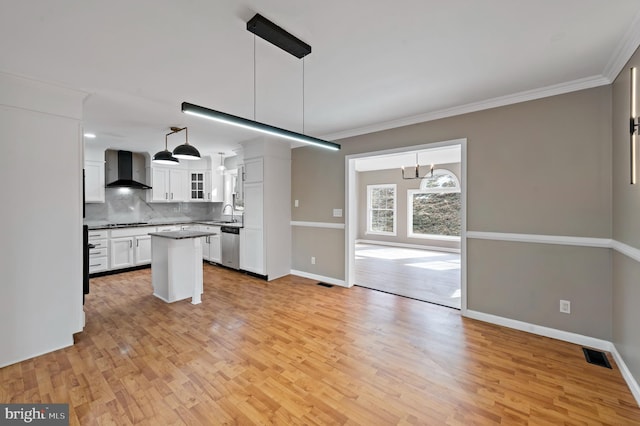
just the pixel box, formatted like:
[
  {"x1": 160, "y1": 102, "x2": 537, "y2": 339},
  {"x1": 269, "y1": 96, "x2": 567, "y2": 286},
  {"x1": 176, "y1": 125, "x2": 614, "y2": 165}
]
[{"x1": 1, "y1": 264, "x2": 639, "y2": 425}]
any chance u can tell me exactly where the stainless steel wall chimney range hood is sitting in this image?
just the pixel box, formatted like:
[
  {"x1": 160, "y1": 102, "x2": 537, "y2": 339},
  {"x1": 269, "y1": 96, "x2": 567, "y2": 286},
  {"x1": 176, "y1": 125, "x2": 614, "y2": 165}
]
[{"x1": 105, "y1": 150, "x2": 152, "y2": 189}]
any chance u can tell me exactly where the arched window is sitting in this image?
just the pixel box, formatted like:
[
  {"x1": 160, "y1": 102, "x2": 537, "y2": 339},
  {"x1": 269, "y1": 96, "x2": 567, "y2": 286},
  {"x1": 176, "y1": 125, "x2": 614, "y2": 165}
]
[{"x1": 408, "y1": 169, "x2": 461, "y2": 239}]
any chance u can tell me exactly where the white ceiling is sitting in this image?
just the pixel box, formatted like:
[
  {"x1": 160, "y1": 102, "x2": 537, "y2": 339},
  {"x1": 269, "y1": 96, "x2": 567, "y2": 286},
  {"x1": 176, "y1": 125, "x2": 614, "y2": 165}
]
[{"x1": 2, "y1": 1, "x2": 640, "y2": 160}]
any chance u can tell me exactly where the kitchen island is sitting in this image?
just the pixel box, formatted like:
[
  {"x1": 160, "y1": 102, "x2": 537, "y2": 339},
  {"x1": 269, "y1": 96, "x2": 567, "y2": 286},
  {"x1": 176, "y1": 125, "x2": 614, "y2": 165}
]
[{"x1": 149, "y1": 229, "x2": 216, "y2": 304}]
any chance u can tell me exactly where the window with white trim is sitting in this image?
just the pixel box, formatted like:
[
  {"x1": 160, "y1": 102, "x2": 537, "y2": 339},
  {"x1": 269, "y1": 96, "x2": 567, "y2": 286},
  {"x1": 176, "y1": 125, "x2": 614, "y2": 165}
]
[
  {"x1": 408, "y1": 169, "x2": 461, "y2": 239},
  {"x1": 367, "y1": 184, "x2": 396, "y2": 235}
]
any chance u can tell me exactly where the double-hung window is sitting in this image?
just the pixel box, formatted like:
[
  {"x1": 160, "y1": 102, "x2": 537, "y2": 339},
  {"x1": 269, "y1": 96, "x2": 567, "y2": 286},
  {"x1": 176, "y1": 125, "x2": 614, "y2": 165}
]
[
  {"x1": 407, "y1": 170, "x2": 461, "y2": 239},
  {"x1": 367, "y1": 184, "x2": 396, "y2": 235}
]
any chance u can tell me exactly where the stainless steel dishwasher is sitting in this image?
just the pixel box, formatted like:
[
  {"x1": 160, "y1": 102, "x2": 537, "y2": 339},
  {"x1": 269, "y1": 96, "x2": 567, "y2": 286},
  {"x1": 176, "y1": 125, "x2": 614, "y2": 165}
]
[{"x1": 220, "y1": 226, "x2": 240, "y2": 269}]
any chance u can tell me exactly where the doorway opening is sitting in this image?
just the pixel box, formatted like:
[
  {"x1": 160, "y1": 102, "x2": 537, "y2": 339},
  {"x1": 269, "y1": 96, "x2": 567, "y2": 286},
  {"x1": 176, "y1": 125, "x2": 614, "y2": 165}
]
[{"x1": 345, "y1": 139, "x2": 467, "y2": 311}]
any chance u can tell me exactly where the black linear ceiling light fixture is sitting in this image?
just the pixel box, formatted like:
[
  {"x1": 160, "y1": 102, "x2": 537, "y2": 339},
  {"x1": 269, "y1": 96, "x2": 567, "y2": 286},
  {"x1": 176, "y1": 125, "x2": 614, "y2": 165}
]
[{"x1": 182, "y1": 13, "x2": 340, "y2": 152}]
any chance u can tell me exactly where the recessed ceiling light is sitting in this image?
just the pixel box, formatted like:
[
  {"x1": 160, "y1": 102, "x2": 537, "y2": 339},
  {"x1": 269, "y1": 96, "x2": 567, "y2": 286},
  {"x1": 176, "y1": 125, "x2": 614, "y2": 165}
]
[{"x1": 84, "y1": 133, "x2": 96, "y2": 139}]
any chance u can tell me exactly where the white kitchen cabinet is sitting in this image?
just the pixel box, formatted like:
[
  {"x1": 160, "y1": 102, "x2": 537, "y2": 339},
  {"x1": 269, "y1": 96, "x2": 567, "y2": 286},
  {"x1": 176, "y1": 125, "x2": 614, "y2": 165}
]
[
  {"x1": 243, "y1": 157, "x2": 263, "y2": 183},
  {"x1": 109, "y1": 226, "x2": 156, "y2": 269},
  {"x1": 151, "y1": 167, "x2": 188, "y2": 202},
  {"x1": 237, "y1": 140, "x2": 291, "y2": 280},
  {"x1": 110, "y1": 237, "x2": 134, "y2": 269},
  {"x1": 134, "y1": 235, "x2": 152, "y2": 265},
  {"x1": 240, "y1": 182, "x2": 264, "y2": 274},
  {"x1": 189, "y1": 170, "x2": 209, "y2": 201},
  {"x1": 84, "y1": 160, "x2": 105, "y2": 203},
  {"x1": 240, "y1": 227, "x2": 264, "y2": 274},
  {"x1": 189, "y1": 169, "x2": 224, "y2": 202},
  {"x1": 88, "y1": 229, "x2": 108, "y2": 273},
  {"x1": 210, "y1": 170, "x2": 223, "y2": 202},
  {"x1": 200, "y1": 225, "x2": 221, "y2": 262}
]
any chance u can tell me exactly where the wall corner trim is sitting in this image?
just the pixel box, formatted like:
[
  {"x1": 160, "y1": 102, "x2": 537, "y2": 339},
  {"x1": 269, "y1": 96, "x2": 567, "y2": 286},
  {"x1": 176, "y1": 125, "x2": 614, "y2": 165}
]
[
  {"x1": 290, "y1": 270, "x2": 347, "y2": 287},
  {"x1": 464, "y1": 310, "x2": 640, "y2": 407},
  {"x1": 611, "y1": 240, "x2": 640, "y2": 263}
]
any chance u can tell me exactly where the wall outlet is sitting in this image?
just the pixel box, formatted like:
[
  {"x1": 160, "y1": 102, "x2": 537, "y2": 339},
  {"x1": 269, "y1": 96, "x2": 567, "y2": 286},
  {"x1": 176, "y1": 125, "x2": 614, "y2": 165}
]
[
  {"x1": 333, "y1": 208, "x2": 343, "y2": 217},
  {"x1": 560, "y1": 300, "x2": 571, "y2": 314},
  {"x1": 311, "y1": 256, "x2": 316, "y2": 265}
]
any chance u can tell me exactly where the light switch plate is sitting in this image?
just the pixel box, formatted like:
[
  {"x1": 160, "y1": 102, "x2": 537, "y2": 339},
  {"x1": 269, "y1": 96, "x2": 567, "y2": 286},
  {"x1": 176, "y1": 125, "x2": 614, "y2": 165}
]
[
  {"x1": 333, "y1": 208, "x2": 343, "y2": 217},
  {"x1": 294, "y1": 199, "x2": 299, "y2": 207}
]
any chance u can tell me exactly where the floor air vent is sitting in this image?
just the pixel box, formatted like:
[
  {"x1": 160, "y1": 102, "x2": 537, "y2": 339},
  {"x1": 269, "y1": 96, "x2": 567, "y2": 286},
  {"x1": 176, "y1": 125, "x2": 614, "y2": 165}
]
[
  {"x1": 582, "y1": 347, "x2": 612, "y2": 369},
  {"x1": 317, "y1": 282, "x2": 334, "y2": 288}
]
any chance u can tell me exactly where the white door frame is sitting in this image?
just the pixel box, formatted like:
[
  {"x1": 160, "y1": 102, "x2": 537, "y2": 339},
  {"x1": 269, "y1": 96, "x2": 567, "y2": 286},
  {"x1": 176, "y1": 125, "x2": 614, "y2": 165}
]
[{"x1": 344, "y1": 138, "x2": 468, "y2": 313}]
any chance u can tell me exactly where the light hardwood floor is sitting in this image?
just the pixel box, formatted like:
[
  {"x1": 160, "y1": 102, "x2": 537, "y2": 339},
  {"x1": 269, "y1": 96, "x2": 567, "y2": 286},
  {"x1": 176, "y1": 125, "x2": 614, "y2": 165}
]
[
  {"x1": 1, "y1": 264, "x2": 639, "y2": 424},
  {"x1": 355, "y1": 243, "x2": 461, "y2": 309}
]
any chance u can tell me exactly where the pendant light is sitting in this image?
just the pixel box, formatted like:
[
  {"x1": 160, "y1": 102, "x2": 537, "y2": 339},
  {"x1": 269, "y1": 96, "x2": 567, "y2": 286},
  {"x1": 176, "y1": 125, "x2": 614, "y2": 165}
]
[
  {"x1": 401, "y1": 153, "x2": 434, "y2": 180},
  {"x1": 216, "y1": 152, "x2": 226, "y2": 174},
  {"x1": 152, "y1": 128, "x2": 180, "y2": 165},
  {"x1": 171, "y1": 126, "x2": 201, "y2": 160}
]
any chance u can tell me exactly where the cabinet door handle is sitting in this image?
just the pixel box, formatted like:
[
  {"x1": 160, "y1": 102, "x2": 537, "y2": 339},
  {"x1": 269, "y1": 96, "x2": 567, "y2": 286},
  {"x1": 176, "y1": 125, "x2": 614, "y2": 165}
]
[
  {"x1": 90, "y1": 263, "x2": 101, "y2": 267},
  {"x1": 136, "y1": 240, "x2": 139, "y2": 247},
  {"x1": 171, "y1": 193, "x2": 174, "y2": 199},
  {"x1": 165, "y1": 192, "x2": 168, "y2": 199},
  {"x1": 129, "y1": 240, "x2": 132, "y2": 248}
]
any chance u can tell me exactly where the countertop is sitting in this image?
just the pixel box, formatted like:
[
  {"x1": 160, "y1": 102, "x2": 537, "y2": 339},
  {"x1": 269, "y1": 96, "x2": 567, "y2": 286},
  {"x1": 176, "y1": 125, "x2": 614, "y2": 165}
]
[
  {"x1": 85, "y1": 220, "x2": 243, "y2": 230},
  {"x1": 148, "y1": 230, "x2": 217, "y2": 240}
]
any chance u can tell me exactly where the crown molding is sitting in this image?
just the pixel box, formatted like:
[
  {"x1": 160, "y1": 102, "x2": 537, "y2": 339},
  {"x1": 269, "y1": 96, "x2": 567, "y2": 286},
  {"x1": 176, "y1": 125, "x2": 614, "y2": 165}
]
[
  {"x1": 321, "y1": 75, "x2": 610, "y2": 141},
  {"x1": 603, "y1": 9, "x2": 640, "y2": 82}
]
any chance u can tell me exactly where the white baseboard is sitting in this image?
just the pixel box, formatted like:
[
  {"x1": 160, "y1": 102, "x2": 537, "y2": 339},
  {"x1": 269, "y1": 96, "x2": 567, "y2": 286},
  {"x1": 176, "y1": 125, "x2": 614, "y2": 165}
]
[
  {"x1": 465, "y1": 310, "x2": 612, "y2": 350},
  {"x1": 609, "y1": 344, "x2": 640, "y2": 406},
  {"x1": 356, "y1": 239, "x2": 461, "y2": 254},
  {"x1": 0, "y1": 339, "x2": 74, "y2": 369},
  {"x1": 290, "y1": 270, "x2": 348, "y2": 287},
  {"x1": 465, "y1": 310, "x2": 640, "y2": 407}
]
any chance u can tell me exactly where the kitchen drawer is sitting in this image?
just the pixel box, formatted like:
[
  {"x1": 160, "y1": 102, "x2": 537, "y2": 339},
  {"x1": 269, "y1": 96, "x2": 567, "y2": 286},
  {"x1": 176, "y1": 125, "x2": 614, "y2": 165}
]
[
  {"x1": 88, "y1": 230, "x2": 108, "y2": 240},
  {"x1": 89, "y1": 247, "x2": 108, "y2": 257},
  {"x1": 89, "y1": 239, "x2": 108, "y2": 250},
  {"x1": 88, "y1": 256, "x2": 108, "y2": 273}
]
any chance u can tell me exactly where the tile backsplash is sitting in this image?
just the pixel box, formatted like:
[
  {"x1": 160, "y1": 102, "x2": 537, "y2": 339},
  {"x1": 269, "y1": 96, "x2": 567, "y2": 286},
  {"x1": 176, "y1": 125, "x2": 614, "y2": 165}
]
[{"x1": 85, "y1": 188, "x2": 221, "y2": 225}]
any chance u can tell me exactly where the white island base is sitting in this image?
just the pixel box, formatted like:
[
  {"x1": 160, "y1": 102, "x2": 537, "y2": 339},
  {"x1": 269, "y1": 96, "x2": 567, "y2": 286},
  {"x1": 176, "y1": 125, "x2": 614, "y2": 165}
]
[{"x1": 149, "y1": 230, "x2": 216, "y2": 304}]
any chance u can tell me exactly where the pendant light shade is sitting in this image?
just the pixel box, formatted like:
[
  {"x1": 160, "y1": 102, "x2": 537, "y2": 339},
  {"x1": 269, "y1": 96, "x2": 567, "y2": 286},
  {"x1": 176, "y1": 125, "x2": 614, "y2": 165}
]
[
  {"x1": 168, "y1": 126, "x2": 201, "y2": 160},
  {"x1": 152, "y1": 149, "x2": 179, "y2": 165},
  {"x1": 153, "y1": 129, "x2": 180, "y2": 165},
  {"x1": 173, "y1": 143, "x2": 201, "y2": 160}
]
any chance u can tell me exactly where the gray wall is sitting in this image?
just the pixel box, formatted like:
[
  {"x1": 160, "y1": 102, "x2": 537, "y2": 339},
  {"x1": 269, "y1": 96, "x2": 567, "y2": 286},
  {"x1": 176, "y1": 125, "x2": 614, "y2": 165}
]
[
  {"x1": 612, "y1": 47, "x2": 640, "y2": 383},
  {"x1": 292, "y1": 86, "x2": 613, "y2": 340},
  {"x1": 0, "y1": 74, "x2": 85, "y2": 367},
  {"x1": 356, "y1": 163, "x2": 461, "y2": 250}
]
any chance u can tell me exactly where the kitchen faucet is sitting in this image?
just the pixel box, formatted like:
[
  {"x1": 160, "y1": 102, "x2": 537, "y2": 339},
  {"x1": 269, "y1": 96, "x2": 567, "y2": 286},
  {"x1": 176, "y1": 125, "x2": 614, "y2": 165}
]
[{"x1": 222, "y1": 204, "x2": 236, "y2": 222}]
